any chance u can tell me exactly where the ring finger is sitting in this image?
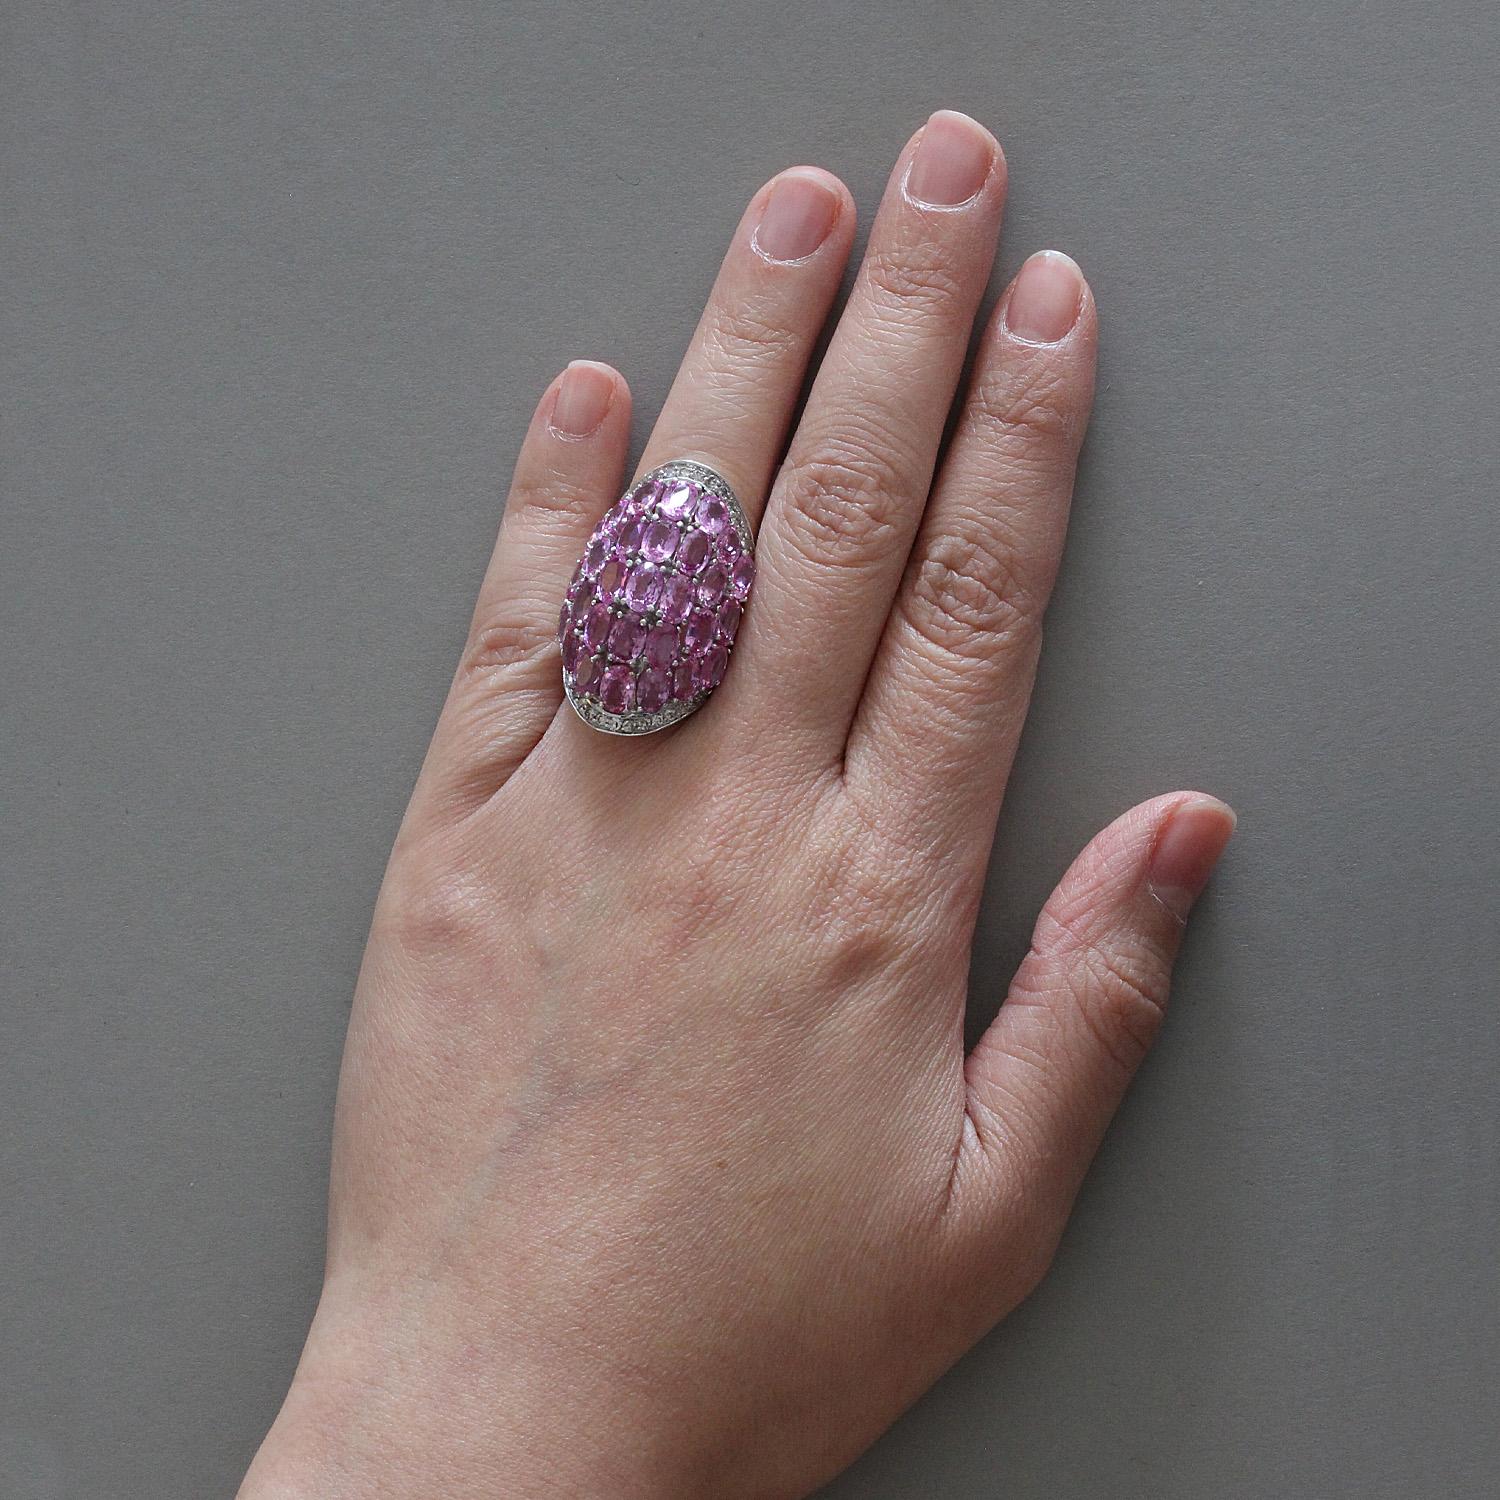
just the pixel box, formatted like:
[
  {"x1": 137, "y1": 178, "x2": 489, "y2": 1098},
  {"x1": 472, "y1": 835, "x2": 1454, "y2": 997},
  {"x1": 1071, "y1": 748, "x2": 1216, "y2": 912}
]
[
  {"x1": 438, "y1": 162, "x2": 854, "y2": 785},
  {"x1": 634, "y1": 165, "x2": 856, "y2": 525}
]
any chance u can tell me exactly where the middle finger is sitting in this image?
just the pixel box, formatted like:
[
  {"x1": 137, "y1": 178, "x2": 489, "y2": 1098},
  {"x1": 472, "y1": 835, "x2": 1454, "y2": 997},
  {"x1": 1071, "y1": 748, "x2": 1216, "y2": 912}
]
[{"x1": 739, "y1": 111, "x2": 1007, "y2": 754}]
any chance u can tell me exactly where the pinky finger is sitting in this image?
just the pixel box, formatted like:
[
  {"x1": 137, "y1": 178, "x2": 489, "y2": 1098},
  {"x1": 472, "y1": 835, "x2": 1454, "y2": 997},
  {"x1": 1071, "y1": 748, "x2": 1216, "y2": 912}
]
[{"x1": 419, "y1": 361, "x2": 631, "y2": 813}]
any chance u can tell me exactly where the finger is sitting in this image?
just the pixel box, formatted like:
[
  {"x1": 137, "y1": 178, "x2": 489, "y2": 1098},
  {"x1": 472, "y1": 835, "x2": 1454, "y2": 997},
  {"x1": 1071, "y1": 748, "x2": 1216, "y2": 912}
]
[
  {"x1": 741, "y1": 111, "x2": 1006, "y2": 753},
  {"x1": 845, "y1": 252, "x2": 1097, "y2": 859},
  {"x1": 419, "y1": 361, "x2": 631, "y2": 811},
  {"x1": 634, "y1": 165, "x2": 855, "y2": 523},
  {"x1": 952, "y1": 794, "x2": 1235, "y2": 1246}
]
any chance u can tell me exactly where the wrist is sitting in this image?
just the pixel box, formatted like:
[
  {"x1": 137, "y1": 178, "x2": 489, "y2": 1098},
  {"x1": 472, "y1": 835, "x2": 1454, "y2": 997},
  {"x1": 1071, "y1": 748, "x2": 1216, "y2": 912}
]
[{"x1": 239, "y1": 1283, "x2": 684, "y2": 1500}]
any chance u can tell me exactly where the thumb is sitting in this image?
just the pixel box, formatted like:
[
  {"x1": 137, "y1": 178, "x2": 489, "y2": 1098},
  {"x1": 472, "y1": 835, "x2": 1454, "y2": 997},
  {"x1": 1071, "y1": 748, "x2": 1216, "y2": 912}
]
[{"x1": 959, "y1": 792, "x2": 1235, "y2": 1248}]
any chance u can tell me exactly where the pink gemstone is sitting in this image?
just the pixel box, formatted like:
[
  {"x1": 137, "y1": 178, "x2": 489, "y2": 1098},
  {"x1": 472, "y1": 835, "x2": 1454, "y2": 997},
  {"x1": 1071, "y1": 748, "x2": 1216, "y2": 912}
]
[
  {"x1": 730, "y1": 553, "x2": 756, "y2": 600},
  {"x1": 583, "y1": 534, "x2": 612, "y2": 576},
  {"x1": 623, "y1": 563, "x2": 662, "y2": 610},
  {"x1": 671, "y1": 661, "x2": 696, "y2": 701},
  {"x1": 677, "y1": 530, "x2": 710, "y2": 574},
  {"x1": 561, "y1": 630, "x2": 581, "y2": 673},
  {"x1": 607, "y1": 614, "x2": 646, "y2": 662},
  {"x1": 597, "y1": 556, "x2": 624, "y2": 597},
  {"x1": 657, "y1": 480, "x2": 698, "y2": 521},
  {"x1": 574, "y1": 653, "x2": 602, "y2": 695},
  {"x1": 600, "y1": 664, "x2": 634, "y2": 713},
  {"x1": 582, "y1": 601, "x2": 612, "y2": 650},
  {"x1": 618, "y1": 514, "x2": 646, "y2": 555},
  {"x1": 572, "y1": 575, "x2": 596, "y2": 612},
  {"x1": 693, "y1": 644, "x2": 728, "y2": 692},
  {"x1": 657, "y1": 571, "x2": 693, "y2": 622},
  {"x1": 684, "y1": 607, "x2": 716, "y2": 653},
  {"x1": 636, "y1": 666, "x2": 670, "y2": 713},
  {"x1": 696, "y1": 564, "x2": 727, "y2": 607},
  {"x1": 567, "y1": 558, "x2": 586, "y2": 595},
  {"x1": 642, "y1": 519, "x2": 679, "y2": 562},
  {"x1": 717, "y1": 532, "x2": 742, "y2": 565},
  {"x1": 716, "y1": 598, "x2": 742, "y2": 643},
  {"x1": 633, "y1": 479, "x2": 662, "y2": 511},
  {"x1": 643, "y1": 623, "x2": 679, "y2": 669},
  {"x1": 557, "y1": 599, "x2": 572, "y2": 643},
  {"x1": 696, "y1": 496, "x2": 730, "y2": 534}
]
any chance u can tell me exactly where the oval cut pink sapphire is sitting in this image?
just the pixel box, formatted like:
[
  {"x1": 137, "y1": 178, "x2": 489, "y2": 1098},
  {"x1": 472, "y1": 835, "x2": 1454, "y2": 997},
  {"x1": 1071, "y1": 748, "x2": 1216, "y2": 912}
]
[
  {"x1": 596, "y1": 556, "x2": 624, "y2": 597},
  {"x1": 729, "y1": 553, "x2": 755, "y2": 600},
  {"x1": 696, "y1": 496, "x2": 730, "y2": 534},
  {"x1": 656, "y1": 480, "x2": 698, "y2": 521},
  {"x1": 600, "y1": 663, "x2": 634, "y2": 713},
  {"x1": 636, "y1": 667, "x2": 670, "y2": 713},
  {"x1": 574, "y1": 653, "x2": 602, "y2": 694},
  {"x1": 618, "y1": 514, "x2": 646, "y2": 556},
  {"x1": 677, "y1": 530, "x2": 710, "y2": 574},
  {"x1": 607, "y1": 615, "x2": 646, "y2": 662},
  {"x1": 671, "y1": 661, "x2": 696, "y2": 702},
  {"x1": 693, "y1": 644, "x2": 728, "y2": 693},
  {"x1": 642, "y1": 519, "x2": 679, "y2": 562},
  {"x1": 561, "y1": 630, "x2": 581, "y2": 673},
  {"x1": 583, "y1": 535, "x2": 611, "y2": 576},
  {"x1": 716, "y1": 598, "x2": 741, "y2": 643},
  {"x1": 684, "y1": 607, "x2": 716, "y2": 653},
  {"x1": 557, "y1": 600, "x2": 572, "y2": 643},
  {"x1": 623, "y1": 563, "x2": 662, "y2": 610},
  {"x1": 696, "y1": 565, "x2": 727, "y2": 608},
  {"x1": 643, "y1": 623, "x2": 679, "y2": 669},
  {"x1": 657, "y1": 571, "x2": 693, "y2": 622},
  {"x1": 582, "y1": 601, "x2": 612, "y2": 650}
]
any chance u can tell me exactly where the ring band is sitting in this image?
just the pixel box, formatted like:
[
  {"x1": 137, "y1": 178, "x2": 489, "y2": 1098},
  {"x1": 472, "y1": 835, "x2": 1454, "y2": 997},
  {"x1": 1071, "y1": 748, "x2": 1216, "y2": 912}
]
[{"x1": 558, "y1": 460, "x2": 756, "y2": 735}]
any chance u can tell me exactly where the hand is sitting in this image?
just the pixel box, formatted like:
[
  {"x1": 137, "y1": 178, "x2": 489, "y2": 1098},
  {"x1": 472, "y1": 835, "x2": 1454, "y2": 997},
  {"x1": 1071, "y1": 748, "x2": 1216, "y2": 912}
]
[{"x1": 241, "y1": 110, "x2": 1233, "y2": 1500}]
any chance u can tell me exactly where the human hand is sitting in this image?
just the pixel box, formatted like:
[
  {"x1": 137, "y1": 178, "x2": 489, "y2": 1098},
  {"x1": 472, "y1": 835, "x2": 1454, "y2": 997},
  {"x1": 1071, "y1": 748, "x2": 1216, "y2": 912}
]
[{"x1": 241, "y1": 110, "x2": 1233, "y2": 1499}]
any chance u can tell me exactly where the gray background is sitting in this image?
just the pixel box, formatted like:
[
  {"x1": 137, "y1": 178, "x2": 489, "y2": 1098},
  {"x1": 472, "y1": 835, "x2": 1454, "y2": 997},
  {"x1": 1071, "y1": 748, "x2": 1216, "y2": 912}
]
[{"x1": 4, "y1": 1, "x2": 1497, "y2": 1495}]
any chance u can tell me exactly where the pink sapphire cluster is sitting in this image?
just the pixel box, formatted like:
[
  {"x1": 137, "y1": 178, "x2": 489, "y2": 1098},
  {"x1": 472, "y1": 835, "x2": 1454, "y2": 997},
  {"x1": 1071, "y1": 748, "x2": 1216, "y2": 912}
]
[{"x1": 558, "y1": 471, "x2": 755, "y2": 727}]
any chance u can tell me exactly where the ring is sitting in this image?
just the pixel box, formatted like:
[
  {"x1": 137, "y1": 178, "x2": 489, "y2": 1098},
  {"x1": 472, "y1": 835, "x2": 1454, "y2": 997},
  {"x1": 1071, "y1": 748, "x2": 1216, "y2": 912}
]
[{"x1": 558, "y1": 459, "x2": 756, "y2": 735}]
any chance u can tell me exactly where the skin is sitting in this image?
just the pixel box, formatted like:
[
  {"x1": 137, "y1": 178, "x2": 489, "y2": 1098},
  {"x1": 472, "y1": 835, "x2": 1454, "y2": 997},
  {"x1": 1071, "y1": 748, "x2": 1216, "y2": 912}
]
[{"x1": 240, "y1": 111, "x2": 1235, "y2": 1499}]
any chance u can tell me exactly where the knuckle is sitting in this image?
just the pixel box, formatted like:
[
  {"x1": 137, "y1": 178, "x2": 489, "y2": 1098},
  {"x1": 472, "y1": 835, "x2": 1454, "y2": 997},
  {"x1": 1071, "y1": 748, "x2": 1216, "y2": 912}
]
[
  {"x1": 511, "y1": 473, "x2": 608, "y2": 535},
  {"x1": 811, "y1": 793, "x2": 960, "y2": 969},
  {"x1": 797, "y1": 821, "x2": 922, "y2": 986},
  {"x1": 776, "y1": 438, "x2": 908, "y2": 558},
  {"x1": 972, "y1": 363, "x2": 1081, "y2": 456},
  {"x1": 705, "y1": 299, "x2": 804, "y2": 366},
  {"x1": 380, "y1": 847, "x2": 491, "y2": 969},
  {"x1": 460, "y1": 613, "x2": 553, "y2": 681},
  {"x1": 862, "y1": 242, "x2": 968, "y2": 313},
  {"x1": 1068, "y1": 941, "x2": 1167, "y2": 1074},
  {"x1": 906, "y1": 530, "x2": 1038, "y2": 661}
]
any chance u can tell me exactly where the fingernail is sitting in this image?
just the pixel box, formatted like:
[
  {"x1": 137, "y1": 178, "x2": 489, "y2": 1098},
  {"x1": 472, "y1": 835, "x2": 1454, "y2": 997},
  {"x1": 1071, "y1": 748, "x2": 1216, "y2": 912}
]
[
  {"x1": 1004, "y1": 251, "x2": 1084, "y2": 343},
  {"x1": 753, "y1": 170, "x2": 841, "y2": 263},
  {"x1": 905, "y1": 110, "x2": 995, "y2": 208},
  {"x1": 550, "y1": 361, "x2": 616, "y2": 438},
  {"x1": 1147, "y1": 796, "x2": 1236, "y2": 923}
]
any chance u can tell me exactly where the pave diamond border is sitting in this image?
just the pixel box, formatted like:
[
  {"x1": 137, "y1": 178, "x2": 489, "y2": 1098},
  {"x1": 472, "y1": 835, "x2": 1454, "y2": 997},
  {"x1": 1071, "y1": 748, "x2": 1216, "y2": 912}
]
[{"x1": 563, "y1": 459, "x2": 753, "y2": 737}]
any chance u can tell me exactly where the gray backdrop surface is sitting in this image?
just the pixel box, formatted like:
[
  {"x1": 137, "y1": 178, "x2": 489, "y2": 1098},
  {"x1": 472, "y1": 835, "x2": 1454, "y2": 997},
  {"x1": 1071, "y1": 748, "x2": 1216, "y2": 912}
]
[{"x1": 4, "y1": 2, "x2": 1497, "y2": 1496}]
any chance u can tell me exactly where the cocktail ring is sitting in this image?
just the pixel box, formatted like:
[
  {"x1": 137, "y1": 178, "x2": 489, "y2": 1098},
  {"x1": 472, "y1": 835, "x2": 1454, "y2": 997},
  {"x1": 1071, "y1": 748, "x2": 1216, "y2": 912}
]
[{"x1": 557, "y1": 459, "x2": 756, "y2": 735}]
